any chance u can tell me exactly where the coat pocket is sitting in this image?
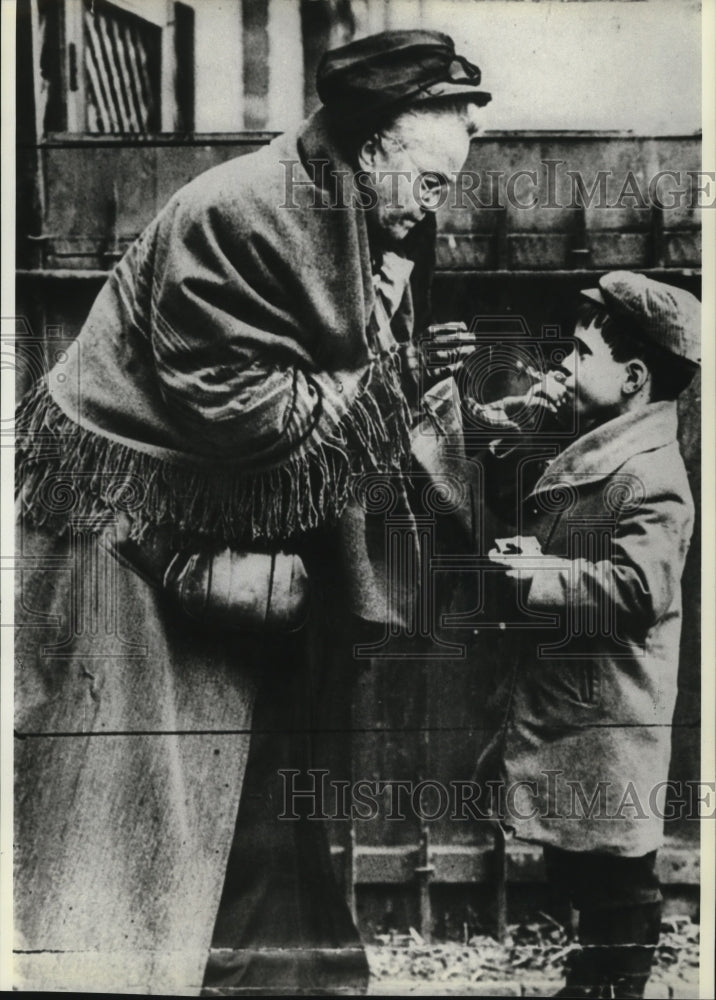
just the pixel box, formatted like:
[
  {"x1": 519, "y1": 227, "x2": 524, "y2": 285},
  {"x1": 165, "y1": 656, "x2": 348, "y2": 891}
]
[{"x1": 526, "y1": 659, "x2": 602, "y2": 718}]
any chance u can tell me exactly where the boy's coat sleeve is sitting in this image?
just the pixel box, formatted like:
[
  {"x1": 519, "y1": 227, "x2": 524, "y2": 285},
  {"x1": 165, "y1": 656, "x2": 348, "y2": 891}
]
[{"x1": 525, "y1": 449, "x2": 695, "y2": 641}]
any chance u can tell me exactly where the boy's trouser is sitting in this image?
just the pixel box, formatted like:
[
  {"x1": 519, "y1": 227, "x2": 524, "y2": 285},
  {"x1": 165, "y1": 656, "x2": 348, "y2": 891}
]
[{"x1": 543, "y1": 846, "x2": 662, "y2": 999}]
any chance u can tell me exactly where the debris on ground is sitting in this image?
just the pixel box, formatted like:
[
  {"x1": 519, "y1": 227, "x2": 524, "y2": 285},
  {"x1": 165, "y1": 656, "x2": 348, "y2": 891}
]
[{"x1": 366, "y1": 915, "x2": 700, "y2": 987}]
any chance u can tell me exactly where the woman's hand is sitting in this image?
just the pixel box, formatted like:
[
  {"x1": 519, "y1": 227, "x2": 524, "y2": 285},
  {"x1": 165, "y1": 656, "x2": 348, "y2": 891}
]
[{"x1": 403, "y1": 323, "x2": 480, "y2": 389}]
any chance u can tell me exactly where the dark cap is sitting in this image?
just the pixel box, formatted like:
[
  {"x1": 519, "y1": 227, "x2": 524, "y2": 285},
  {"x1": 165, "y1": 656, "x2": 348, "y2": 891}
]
[
  {"x1": 316, "y1": 30, "x2": 491, "y2": 131},
  {"x1": 580, "y1": 271, "x2": 701, "y2": 366}
]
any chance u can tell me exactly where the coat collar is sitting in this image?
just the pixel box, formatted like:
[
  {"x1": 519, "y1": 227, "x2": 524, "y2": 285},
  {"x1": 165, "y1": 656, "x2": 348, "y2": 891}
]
[
  {"x1": 296, "y1": 109, "x2": 375, "y2": 325},
  {"x1": 296, "y1": 108, "x2": 435, "y2": 329},
  {"x1": 530, "y1": 400, "x2": 679, "y2": 498}
]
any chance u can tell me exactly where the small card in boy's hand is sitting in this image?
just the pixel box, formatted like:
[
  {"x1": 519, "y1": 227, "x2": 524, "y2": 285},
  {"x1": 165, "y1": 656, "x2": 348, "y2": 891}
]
[{"x1": 493, "y1": 536, "x2": 542, "y2": 556}]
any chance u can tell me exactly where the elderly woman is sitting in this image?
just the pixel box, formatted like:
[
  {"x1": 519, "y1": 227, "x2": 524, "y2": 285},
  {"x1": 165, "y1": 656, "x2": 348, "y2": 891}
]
[{"x1": 14, "y1": 29, "x2": 490, "y2": 995}]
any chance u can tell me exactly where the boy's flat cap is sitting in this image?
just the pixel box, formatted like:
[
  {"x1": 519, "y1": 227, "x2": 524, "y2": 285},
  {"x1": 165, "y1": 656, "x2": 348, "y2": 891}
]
[
  {"x1": 316, "y1": 30, "x2": 491, "y2": 129},
  {"x1": 581, "y1": 271, "x2": 701, "y2": 366}
]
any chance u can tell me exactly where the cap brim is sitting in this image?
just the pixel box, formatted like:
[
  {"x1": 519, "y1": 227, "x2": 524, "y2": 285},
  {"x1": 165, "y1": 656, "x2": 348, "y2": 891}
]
[
  {"x1": 411, "y1": 82, "x2": 492, "y2": 106},
  {"x1": 580, "y1": 287, "x2": 606, "y2": 307}
]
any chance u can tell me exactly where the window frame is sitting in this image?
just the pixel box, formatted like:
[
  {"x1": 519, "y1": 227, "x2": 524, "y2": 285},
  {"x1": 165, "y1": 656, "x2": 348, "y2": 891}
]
[{"x1": 61, "y1": 0, "x2": 183, "y2": 134}]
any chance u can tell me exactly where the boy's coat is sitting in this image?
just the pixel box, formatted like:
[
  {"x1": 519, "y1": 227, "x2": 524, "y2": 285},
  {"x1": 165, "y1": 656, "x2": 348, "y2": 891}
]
[
  {"x1": 500, "y1": 400, "x2": 694, "y2": 854},
  {"x1": 414, "y1": 388, "x2": 694, "y2": 855}
]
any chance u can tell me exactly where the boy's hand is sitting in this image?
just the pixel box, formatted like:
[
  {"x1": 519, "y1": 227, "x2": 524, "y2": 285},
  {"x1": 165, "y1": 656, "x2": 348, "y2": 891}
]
[
  {"x1": 462, "y1": 364, "x2": 570, "y2": 433},
  {"x1": 488, "y1": 535, "x2": 543, "y2": 581},
  {"x1": 513, "y1": 361, "x2": 570, "y2": 423},
  {"x1": 462, "y1": 396, "x2": 524, "y2": 431}
]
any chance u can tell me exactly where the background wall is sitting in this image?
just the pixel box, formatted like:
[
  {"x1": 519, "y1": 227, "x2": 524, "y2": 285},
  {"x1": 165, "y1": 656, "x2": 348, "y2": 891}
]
[
  {"x1": 193, "y1": 0, "x2": 244, "y2": 131},
  {"x1": 307, "y1": 0, "x2": 703, "y2": 134}
]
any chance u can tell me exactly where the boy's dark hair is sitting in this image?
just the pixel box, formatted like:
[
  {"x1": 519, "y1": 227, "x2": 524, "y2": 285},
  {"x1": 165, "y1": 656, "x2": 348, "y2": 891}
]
[{"x1": 575, "y1": 302, "x2": 697, "y2": 401}]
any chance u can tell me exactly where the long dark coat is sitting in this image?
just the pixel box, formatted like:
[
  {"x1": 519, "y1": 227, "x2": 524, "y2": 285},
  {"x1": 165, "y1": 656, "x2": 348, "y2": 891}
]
[
  {"x1": 14, "y1": 109, "x2": 433, "y2": 993},
  {"x1": 14, "y1": 518, "x2": 259, "y2": 992}
]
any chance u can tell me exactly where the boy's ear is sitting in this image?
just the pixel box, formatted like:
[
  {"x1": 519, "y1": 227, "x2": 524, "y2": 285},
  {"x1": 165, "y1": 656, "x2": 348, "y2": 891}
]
[
  {"x1": 623, "y1": 358, "x2": 649, "y2": 396},
  {"x1": 357, "y1": 134, "x2": 381, "y2": 172}
]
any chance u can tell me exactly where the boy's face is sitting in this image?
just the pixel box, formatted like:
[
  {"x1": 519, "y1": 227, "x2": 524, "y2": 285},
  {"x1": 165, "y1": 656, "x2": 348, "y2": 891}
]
[{"x1": 561, "y1": 319, "x2": 630, "y2": 426}]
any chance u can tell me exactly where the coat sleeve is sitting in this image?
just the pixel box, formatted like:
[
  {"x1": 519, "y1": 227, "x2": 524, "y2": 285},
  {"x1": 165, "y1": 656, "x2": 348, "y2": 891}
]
[{"x1": 525, "y1": 459, "x2": 695, "y2": 640}]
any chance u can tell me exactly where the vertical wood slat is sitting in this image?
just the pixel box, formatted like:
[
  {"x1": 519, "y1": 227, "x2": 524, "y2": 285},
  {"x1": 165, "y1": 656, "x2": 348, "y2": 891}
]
[
  {"x1": 416, "y1": 826, "x2": 434, "y2": 943},
  {"x1": 160, "y1": 0, "x2": 178, "y2": 132},
  {"x1": 173, "y1": 2, "x2": 195, "y2": 132},
  {"x1": 570, "y1": 204, "x2": 590, "y2": 268},
  {"x1": 416, "y1": 653, "x2": 434, "y2": 942},
  {"x1": 29, "y1": 0, "x2": 47, "y2": 143},
  {"x1": 344, "y1": 822, "x2": 358, "y2": 925},
  {"x1": 345, "y1": 612, "x2": 357, "y2": 923},
  {"x1": 64, "y1": 0, "x2": 85, "y2": 131},
  {"x1": 25, "y1": 0, "x2": 48, "y2": 249},
  {"x1": 493, "y1": 825, "x2": 508, "y2": 943},
  {"x1": 242, "y1": 0, "x2": 269, "y2": 130},
  {"x1": 651, "y1": 204, "x2": 666, "y2": 267}
]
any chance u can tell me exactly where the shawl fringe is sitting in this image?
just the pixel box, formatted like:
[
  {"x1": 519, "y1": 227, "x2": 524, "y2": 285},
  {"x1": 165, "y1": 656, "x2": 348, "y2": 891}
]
[{"x1": 16, "y1": 353, "x2": 412, "y2": 546}]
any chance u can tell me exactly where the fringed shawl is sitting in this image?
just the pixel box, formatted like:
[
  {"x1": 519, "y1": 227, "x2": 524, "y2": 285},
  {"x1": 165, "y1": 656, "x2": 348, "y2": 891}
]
[{"x1": 16, "y1": 110, "x2": 429, "y2": 546}]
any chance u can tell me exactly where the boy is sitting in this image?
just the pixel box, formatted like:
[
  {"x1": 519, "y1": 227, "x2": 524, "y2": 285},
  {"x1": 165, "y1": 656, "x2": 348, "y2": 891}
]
[{"x1": 482, "y1": 271, "x2": 700, "y2": 999}]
